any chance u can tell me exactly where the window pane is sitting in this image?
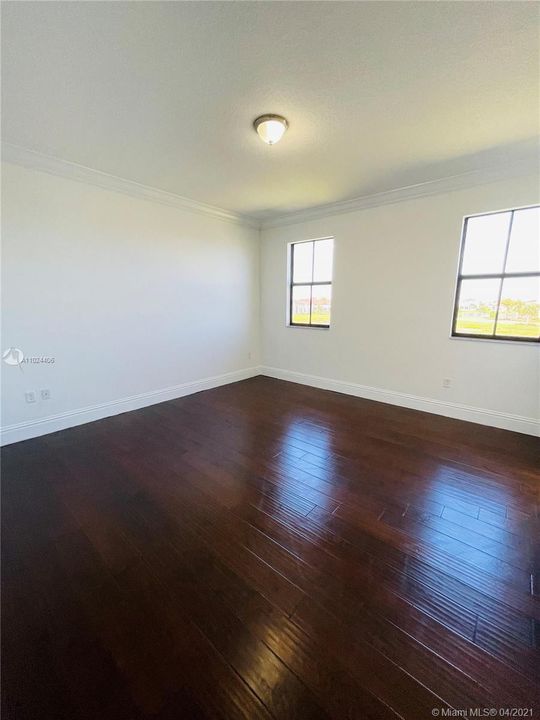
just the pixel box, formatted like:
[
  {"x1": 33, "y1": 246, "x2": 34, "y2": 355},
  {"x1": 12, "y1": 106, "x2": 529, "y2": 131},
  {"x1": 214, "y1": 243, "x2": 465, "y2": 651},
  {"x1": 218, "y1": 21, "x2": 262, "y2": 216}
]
[
  {"x1": 461, "y1": 212, "x2": 511, "y2": 275},
  {"x1": 495, "y1": 276, "x2": 540, "y2": 339},
  {"x1": 292, "y1": 242, "x2": 313, "y2": 283},
  {"x1": 311, "y1": 284, "x2": 332, "y2": 326},
  {"x1": 291, "y1": 285, "x2": 311, "y2": 324},
  {"x1": 505, "y1": 207, "x2": 540, "y2": 273},
  {"x1": 313, "y1": 238, "x2": 334, "y2": 282},
  {"x1": 454, "y1": 278, "x2": 501, "y2": 335}
]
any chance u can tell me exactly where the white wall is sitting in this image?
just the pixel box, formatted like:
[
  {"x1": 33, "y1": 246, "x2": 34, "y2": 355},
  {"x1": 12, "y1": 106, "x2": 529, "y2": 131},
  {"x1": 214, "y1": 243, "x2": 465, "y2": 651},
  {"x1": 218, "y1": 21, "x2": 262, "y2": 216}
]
[
  {"x1": 1, "y1": 162, "x2": 260, "y2": 442},
  {"x1": 260, "y1": 175, "x2": 540, "y2": 435},
  {"x1": 2, "y1": 163, "x2": 538, "y2": 443}
]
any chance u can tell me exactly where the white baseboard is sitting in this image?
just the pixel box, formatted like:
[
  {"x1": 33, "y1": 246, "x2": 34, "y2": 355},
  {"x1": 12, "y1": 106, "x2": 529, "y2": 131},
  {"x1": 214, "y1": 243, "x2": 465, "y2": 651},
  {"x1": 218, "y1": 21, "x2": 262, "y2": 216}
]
[
  {"x1": 0, "y1": 366, "x2": 260, "y2": 446},
  {"x1": 260, "y1": 366, "x2": 540, "y2": 437},
  {"x1": 3, "y1": 364, "x2": 537, "y2": 445}
]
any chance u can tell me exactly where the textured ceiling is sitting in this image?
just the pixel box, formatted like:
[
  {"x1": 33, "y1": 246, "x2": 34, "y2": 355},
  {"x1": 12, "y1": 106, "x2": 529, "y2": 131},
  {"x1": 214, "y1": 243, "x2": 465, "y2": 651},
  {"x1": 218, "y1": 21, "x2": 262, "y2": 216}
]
[{"x1": 2, "y1": 1, "x2": 538, "y2": 219}]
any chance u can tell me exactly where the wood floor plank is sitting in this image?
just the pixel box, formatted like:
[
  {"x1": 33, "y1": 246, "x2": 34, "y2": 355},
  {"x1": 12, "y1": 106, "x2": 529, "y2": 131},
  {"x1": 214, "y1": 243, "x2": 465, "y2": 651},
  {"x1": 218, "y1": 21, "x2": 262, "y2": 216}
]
[{"x1": 2, "y1": 376, "x2": 539, "y2": 719}]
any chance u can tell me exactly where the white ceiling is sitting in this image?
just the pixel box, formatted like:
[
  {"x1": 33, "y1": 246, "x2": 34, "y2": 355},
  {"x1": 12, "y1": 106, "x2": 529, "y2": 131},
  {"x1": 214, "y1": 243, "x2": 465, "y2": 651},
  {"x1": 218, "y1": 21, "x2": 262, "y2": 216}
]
[{"x1": 2, "y1": 1, "x2": 538, "y2": 221}]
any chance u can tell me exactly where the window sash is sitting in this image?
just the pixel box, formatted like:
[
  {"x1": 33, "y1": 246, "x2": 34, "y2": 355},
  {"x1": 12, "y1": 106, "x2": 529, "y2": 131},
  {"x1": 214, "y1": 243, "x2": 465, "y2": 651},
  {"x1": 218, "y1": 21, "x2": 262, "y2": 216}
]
[
  {"x1": 289, "y1": 240, "x2": 332, "y2": 327},
  {"x1": 452, "y1": 206, "x2": 539, "y2": 343}
]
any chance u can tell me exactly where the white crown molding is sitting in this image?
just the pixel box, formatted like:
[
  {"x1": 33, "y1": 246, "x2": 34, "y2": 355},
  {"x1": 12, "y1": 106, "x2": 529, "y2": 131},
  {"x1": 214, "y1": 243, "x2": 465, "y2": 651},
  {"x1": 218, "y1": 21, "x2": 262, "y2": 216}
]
[
  {"x1": 1, "y1": 142, "x2": 260, "y2": 229},
  {"x1": 0, "y1": 365, "x2": 262, "y2": 446},
  {"x1": 260, "y1": 366, "x2": 540, "y2": 437},
  {"x1": 259, "y1": 159, "x2": 539, "y2": 230},
  {"x1": 3, "y1": 142, "x2": 538, "y2": 232}
]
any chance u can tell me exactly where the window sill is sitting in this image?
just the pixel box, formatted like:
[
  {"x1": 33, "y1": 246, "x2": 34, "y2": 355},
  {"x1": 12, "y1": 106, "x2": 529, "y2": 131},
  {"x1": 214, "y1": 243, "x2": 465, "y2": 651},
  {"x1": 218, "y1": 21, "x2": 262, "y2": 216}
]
[
  {"x1": 287, "y1": 324, "x2": 330, "y2": 330},
  {"x1": 449, "y1": 334, "x2": 539, "y2": 346}
]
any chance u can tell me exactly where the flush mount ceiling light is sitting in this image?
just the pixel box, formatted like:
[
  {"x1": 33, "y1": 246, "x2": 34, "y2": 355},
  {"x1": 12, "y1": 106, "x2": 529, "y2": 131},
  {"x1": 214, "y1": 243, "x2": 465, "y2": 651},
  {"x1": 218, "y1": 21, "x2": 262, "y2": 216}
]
[{"x1": 253, "y1": 114, "x2": 288, "y2": 145}]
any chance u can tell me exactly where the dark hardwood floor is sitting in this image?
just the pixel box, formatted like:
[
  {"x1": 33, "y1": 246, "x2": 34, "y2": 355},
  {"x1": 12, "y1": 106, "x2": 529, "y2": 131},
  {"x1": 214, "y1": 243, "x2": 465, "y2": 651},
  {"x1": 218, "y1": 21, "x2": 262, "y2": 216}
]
[{"x1": 2, "y1": 376, "x2": 540, "y2": 719}]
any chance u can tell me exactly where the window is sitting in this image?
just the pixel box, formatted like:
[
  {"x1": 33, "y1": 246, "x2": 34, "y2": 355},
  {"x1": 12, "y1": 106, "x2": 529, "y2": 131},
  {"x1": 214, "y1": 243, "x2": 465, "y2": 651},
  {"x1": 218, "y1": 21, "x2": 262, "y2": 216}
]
[
  {"x1": 289, "y1": 238, "x2": 333, "y2": 327},
  {"x1": 452, "y1": 206, "x2": 539, "y2": 342}
]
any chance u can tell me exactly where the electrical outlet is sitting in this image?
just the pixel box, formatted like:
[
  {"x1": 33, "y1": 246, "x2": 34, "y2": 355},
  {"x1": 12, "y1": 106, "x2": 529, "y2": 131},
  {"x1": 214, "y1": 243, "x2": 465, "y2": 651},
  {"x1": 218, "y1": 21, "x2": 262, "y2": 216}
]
[
  {"x1": 41, "y1": 389, "x2": 51, "y2": 400},
  {"x1": 248, "y1": 351, "x2": 252, "y2": 360},
  {"x1": 25, "y1": 391, "x2": 36, "y2": 404},
  {"x1": 442, "y1": 378, "x2": 452, "y2": 389}
]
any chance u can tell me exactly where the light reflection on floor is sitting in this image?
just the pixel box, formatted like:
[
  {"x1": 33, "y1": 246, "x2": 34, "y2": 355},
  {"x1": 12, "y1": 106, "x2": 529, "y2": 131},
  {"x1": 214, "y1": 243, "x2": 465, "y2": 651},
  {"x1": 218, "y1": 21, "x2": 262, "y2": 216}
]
[{"x1": 407, "y1": 465, "x2": 532, "y2": 588}]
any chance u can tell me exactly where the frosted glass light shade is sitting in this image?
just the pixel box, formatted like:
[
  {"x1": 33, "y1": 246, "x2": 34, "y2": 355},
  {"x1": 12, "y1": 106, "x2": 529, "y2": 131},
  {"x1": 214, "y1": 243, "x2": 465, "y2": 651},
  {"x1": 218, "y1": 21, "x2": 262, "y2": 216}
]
[{"x1": 254, "y1": 115, "x2": 288, "y2": 145}]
